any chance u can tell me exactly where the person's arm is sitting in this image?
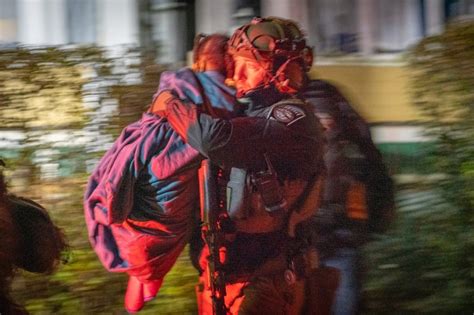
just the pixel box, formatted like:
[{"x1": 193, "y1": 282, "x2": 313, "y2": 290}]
[
  {"x1": 149, "y1": 69, "x2": 238, "y2": 119},
  {"x1": 156, "y1": 92, "x2": 320, "y2": 170}
]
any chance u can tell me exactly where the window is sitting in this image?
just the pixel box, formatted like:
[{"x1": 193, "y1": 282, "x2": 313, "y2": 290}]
[
  {"x1": 310, "y1": 0, "x2": 358, "y2": 55},
  {"x1": 148, "y1": 0, "x2": 195, "y2": 64},
  {"x1": 233, "y1": 0, "x2": 261, "y2": 28},
  {"x1": 67, "y1": 0, "x2": 97, "y2": 44}
]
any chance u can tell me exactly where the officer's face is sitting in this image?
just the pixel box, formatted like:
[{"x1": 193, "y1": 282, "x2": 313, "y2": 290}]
[{"x1": 232, "y1": 55, "x2": 272, "y2": 97}]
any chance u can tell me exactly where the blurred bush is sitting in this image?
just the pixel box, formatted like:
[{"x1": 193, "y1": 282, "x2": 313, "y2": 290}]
[
  {"x1": 0, "y1": 45, "x2": 198, "y2": 314},
  {"x1": 362, "y1": 21, "x2": 474, "y2": 314},
  {"x1": 409, "y1": 20, "x2": 474, "y2": 211}
]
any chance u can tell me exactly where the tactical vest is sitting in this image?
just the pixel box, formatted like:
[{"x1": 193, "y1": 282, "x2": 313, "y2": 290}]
[{"x1": 225, "y1": 98, "x2": 319, "y2": 234}]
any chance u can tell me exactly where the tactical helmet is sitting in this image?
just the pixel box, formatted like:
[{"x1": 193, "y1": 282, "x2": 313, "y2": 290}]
[{"x1": 227, "y1": 17, "x2": 313, "y2": 95}]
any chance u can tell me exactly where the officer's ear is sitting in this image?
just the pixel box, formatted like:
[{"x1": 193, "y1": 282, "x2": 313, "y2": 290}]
[
  {"x1": 274, "y1": 60, "x2": 306, "y2": 94},
  {"x1": 302, "y1": 46, "x2": 314, "y2": 72}
]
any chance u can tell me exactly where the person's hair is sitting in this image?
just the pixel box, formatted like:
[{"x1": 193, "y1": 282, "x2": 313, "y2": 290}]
[
  {"x1": 192, "y1": 33, "x2": 230, "y2": 73},
  {"x1": 10, "y1": 195, "x2": 68, "y2": 273},
  {"x1": 0, "y1": 161, "x2": 68, "y2": 313}
]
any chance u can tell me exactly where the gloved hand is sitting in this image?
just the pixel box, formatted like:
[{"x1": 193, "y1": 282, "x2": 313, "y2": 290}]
[{"x1": 125, "y1": 276, "x2": 163, "y2": 313}]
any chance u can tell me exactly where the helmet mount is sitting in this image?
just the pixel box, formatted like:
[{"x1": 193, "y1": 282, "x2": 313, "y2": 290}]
[{"x1": 227, "y1": 17, "x2": 313, "y2": 96}]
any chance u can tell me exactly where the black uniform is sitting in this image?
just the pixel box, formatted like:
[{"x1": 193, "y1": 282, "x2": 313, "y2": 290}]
[
  {"x1": 164, "y1": 91, "x2": 324, "y2": 179},
  {"x1": 162, "y1": 91, "x2": 326, "y2": 314},
  {"x1": 163, "y1": 89, "x2": 324, "y2": 263}
]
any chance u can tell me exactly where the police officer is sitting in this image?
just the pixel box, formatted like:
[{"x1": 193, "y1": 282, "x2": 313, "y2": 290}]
[
  {"x1": 155, "y1": 17, "x2": 326, "y2": 315},
  {"x1": 302, "y1": 80, "x2": 395, "y2": 315}
]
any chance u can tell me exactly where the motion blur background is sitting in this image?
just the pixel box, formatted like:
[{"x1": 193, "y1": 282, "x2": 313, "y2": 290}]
[{"x1": 0, "y1": 0, "x2": 473, "y2": 314}]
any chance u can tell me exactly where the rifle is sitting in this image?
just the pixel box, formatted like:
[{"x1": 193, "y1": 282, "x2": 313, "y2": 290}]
[{"x1": 198, "y1": 159, "x2": 228, "y2": 315}]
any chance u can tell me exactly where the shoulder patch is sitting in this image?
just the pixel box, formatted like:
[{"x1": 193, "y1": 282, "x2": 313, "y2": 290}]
[{"x1": 269, "y1": 104, "x2": 306, "y2": 126}]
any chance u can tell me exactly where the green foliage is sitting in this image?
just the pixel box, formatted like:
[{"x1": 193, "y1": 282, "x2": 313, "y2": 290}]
[
  {"x1": 13, "y1": 245, "x2": 198, "y2": 314},
  {"x1": 0, "y1": 46, "x2": 107, "y2": 129},
  {"x1": 363, "y1": 192, "x2": 474, "y2": 314},
  {"x1": 362, "y1": 21, "x2": 474, "y2": 314},
  {"x1": 377, "y1": 142, "x2": 434, "y2": 175},
  {"x1": 0, "y1": 45, "x2": 200, "y2": 314},
  {"x1": 9, "y1": 176, "x2": 198, "y2": 314},
  {"x1": 408, "y1": 21, "x2": 474, "y2": 210}
]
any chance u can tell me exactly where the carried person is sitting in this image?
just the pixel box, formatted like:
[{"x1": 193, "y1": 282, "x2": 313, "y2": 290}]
[{"x1": 84, "y1": 34, "x2": 238, "y2": 313}]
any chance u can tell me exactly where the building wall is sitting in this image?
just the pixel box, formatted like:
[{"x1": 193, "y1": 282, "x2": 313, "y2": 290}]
[
  {"x1": 195, "y1": 0, "x2": 234, "y2": 34},
  {"x1": 309, "y1": 63, "x2": 421, "y2": 123},
  {"x1": 309, "y1": 61, "x2": 431, "y2": 174},
  {"x1": 96, "y1": 0, "x2": 139, "y2": 47}
]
